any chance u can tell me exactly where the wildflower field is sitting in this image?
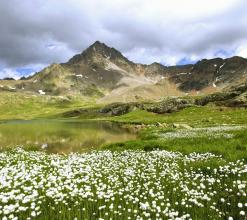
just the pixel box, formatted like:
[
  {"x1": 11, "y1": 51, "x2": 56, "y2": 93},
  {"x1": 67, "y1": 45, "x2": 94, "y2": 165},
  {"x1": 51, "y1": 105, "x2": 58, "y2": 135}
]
[
  {"x1": 0, "y1": 100, "x2": 247, "y2": 220},
  {"x1": 0, "y1": 148, "x2": 246, "y2": 220}
]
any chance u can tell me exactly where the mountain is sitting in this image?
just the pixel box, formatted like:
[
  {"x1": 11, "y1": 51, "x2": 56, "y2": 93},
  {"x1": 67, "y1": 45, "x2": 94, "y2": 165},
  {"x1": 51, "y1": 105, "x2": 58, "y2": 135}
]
[{"x1": 1, "y1": 41, "x2": 247, "y2": 103}]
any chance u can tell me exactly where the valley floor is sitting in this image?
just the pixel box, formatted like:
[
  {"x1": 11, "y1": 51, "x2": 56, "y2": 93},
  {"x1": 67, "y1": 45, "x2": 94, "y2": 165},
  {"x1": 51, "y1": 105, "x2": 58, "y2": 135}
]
[{"x1": 0, "y1": 92, "x2": 246, "y2": 219}]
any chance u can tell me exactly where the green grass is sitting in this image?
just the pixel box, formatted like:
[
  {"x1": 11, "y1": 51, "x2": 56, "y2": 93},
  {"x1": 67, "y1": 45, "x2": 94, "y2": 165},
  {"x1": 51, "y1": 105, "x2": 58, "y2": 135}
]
[
  {"x1": 103, "y1": 128, "x2": 247, "y2": 161},
  {"x1": 0, "y1": 92, "x2": 99, "y2": 120},
  {"x1": 100, "y1": 104, "x2": 247, "y2": 162},
  {"x1": 105, "y1": 106, "x2": 247, "y2": 126}
]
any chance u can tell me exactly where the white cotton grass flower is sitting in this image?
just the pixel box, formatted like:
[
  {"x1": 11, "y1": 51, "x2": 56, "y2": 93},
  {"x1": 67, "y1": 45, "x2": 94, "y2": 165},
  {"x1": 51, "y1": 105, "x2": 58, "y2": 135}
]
[
  {"x1": 239, "y1": 210, "x2": 245, "y2": 216},
  {"x1": 31, "y1": 211, "x2": 36, "y2": 217},
  {"x1": 0, "y1": 149, "x2": 246, "y2": 219},
  {"x1": 140, "y1": 202, "x2": 149, "y2": 210},
  {"x1": 238, "y1": 203, "x2": 243, "y2": 208}
]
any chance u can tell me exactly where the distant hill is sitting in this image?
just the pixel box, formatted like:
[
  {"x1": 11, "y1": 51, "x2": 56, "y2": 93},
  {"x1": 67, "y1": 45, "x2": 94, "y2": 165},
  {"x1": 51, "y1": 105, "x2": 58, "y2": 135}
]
[{"x1": 1, "y1": 41, "x2": 247, "y2": 103}]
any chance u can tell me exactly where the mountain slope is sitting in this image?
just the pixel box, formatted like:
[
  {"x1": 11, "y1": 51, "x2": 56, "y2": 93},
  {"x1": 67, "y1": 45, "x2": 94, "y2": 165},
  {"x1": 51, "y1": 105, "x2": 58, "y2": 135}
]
[{"x1": 1, "y1": 41, "x2": 247, "y2": 103}]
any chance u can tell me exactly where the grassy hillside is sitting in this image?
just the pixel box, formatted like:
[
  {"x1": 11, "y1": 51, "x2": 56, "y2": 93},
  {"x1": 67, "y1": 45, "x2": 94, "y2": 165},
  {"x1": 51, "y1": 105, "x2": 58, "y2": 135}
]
[{"x1": 0, "y1": 92, "x2": 99, "y2": 120}]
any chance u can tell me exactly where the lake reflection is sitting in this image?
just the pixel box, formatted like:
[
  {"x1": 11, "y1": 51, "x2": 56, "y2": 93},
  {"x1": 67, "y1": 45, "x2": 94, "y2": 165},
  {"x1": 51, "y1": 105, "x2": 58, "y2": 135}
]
[{"x1": 0, "y1": 120, "x2": 137, "y2": 153}]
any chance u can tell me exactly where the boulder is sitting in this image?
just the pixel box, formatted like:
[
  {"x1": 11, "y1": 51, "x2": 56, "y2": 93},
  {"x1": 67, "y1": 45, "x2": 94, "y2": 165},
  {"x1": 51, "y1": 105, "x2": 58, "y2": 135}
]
[
  {"x1": 195, "y1": 83, "x2": 247, "y2": 107},
  {"x1": 144, "y1": 98, "x2": 194, "y2": 114},
  {"x1": 99, "y1": 102, "x2": 139, "y2": 116},
  {"x1": 195, "y1": 91, "x2": 240, "y2": 106}
]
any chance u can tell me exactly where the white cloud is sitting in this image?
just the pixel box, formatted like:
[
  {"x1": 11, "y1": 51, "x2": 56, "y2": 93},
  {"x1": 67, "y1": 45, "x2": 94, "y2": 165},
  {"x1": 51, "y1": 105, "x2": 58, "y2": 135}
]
[
  {"x1": 0, "y1": 64, "x2": 45, "y2": 79},
  {"x1": 236, "y1": 41, "x2": 247, "y2": 58},
  {"x1": 0, "y1": 68, "x2": 22, "y2": 80},
  {"x1": 0, "y1": 0, "x2": 246, "y2": 74}
]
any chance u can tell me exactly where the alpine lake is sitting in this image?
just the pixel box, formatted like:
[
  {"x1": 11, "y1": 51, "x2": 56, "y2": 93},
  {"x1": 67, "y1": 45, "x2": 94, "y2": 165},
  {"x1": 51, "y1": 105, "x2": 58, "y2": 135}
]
[{"x1": 0, "y1": 119, "x2": 137, "y2": 153}]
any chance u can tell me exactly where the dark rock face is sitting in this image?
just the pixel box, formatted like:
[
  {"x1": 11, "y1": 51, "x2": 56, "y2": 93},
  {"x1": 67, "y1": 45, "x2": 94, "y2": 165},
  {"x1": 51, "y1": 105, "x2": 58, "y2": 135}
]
[
  {"x1": 2, "y1": 77, "x2": 15, "y2": 80},
  {"x1": 170, "y1": 57, "x2": 247, "y2": 91},
  {"x1": 219, "y1": 84, "x2": 247, "y2": 108},
  {"x1": 195, "y1": 83, "x2": 247, "y2": 107},
  {"x1": 144, "y1": 98, "x2": 194, "y2": 114},
  {"x1": 195, "y1": 92, "x2": 240, "y2": 106},
  {"x1": 67, "y1": 41, "x2": 131, "y2": 65},
  {"x1": 225, "y1": 95, "x2": 247, "y2": 108},
  {"x1": 188, "y1": 58, "x2": 223, "y2": 88},
  {"x1": 100, "y1": 103, "x2": 139, "y2": 116},
  {"x1": 100, "y1": 97, "x2": 194, "y2": 116},
  {"x1": 218, "y1": 57, "x2": 247, "y2": 83}
]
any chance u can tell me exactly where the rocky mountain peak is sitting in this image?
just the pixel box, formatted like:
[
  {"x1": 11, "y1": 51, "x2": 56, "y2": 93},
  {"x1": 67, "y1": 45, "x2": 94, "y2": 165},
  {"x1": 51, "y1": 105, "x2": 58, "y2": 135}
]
[
  {"x1": 67, "y1": 41, "x2": 131, "y2": 65},
  {"x1": 89, "y1": 41, "x2": 110, "y2": 52}
]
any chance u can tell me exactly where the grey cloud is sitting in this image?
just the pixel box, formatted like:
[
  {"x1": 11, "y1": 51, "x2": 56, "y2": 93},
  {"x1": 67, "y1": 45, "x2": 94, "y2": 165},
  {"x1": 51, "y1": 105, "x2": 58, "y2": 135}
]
[{"x1": 0, "y1": 0, "x2": 247, "y2": 72}]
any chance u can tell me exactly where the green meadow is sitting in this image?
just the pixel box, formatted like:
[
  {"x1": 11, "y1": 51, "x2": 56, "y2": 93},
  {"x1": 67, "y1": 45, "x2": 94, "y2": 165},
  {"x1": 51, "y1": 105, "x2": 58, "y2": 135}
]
[{"x1": 0, "y1": 92, "x2": 246, "y2": 219}]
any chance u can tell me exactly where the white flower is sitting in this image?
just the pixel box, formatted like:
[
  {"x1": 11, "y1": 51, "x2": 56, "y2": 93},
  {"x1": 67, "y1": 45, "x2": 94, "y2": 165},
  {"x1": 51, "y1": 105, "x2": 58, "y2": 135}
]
[
  {"x1": 31, "y1": 211, "x2": 36, "y2": 217},
  {"x1": 240, "y1": 210, "x2": 245, "y2": 216},
  {"x1": 2, "y1": 197, "x2": 8, "y2": 203},
  {"x1": 140, "y1": 202, "x2": 149, "y2": 210},
  {"x1": 238, "y1": 203, "x2": 243, "y2": 208}
]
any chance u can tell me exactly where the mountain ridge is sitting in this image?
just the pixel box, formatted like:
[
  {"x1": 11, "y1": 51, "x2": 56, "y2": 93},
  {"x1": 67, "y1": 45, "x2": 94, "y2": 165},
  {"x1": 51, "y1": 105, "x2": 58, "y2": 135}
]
[{"x1": 1, "y1": 41, "x2": 247, "y2": 103}]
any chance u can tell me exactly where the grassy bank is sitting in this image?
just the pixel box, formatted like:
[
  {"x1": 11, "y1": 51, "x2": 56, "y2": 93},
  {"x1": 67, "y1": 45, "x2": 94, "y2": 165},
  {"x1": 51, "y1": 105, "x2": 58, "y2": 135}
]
[
  {"x1": 97, "y1": 105, "x2": 247, "y2": 162},
  {"x1": 104, "y1": 126, "x2": 247, "y2": 161},
  {"x1": 104, "y1": 106, "x2": 247, "y2": 126}
]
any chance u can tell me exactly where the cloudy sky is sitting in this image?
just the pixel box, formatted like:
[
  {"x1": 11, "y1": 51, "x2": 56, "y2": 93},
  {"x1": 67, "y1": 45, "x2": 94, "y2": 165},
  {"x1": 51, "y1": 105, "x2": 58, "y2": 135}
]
[{"x1": 1, "y1": 0, "x2": 247, "y2": 79}]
